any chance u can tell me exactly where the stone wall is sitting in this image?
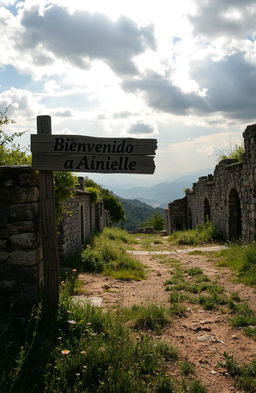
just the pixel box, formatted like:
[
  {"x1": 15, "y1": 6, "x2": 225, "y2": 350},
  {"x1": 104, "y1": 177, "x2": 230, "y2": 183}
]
[
  {"x1": 0, "y1": 168, "x2": 109, "y2": 304},
  {"x1": 57, "y1": 179, "x2": 107, "y2": 262},
  {"x1": 166, "y1": 124, "x2": 256, "y2": 242},
  {"x1": 0, "y1": 166, "x2": 43, "y2": 304}
]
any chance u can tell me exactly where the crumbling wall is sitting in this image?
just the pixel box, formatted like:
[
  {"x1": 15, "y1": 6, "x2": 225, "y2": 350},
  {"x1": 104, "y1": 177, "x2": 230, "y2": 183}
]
[
  {"x1": 167, "y1": 124, "x2": 256, "y2": 242},
  {"x1": 0, "y1": 166, "x2": 43, "y2": 304}
]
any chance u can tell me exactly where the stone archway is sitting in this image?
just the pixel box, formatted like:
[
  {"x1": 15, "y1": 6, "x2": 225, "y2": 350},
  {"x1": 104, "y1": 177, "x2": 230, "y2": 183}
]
[
  {"x1": 204, "y1": 197, "x2": 211, "y2": 222},
  {"x1": 228, "y1": 188, "x2": 242, "y2": 240}
]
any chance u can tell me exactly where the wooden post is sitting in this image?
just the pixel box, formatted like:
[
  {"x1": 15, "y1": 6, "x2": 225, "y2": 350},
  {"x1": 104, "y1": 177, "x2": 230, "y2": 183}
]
[{"x1": 37, "y1": 115, "x2": 59, "y2": 312}]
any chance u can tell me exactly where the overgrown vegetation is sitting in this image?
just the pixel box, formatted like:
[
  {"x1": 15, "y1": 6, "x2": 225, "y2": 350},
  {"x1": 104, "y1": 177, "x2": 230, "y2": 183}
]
[
  {"x1": 81, "y1": 227, "x2": 146, "y2": 280},
  {"x1": 217, "y1": 243, "x2": 256, "y2": 286},
  {"x1": 84, "y1": 178, "x2": 124, "y2": 223},
  {"x1": 169, "y1": 221, "x2": 221, "y2": 245},
  {"x1": 0, "y1": 278, "x2": 180, "y2": 393},
  {"x1": 141, "y1": 212, "x2": 165, "y2": 231},
  {"x1": 219, "y1": 352, "x2": 256, "y2": 393},
  {"x1": 217, "y1": 142, "x2": 245, "y2": 162}
]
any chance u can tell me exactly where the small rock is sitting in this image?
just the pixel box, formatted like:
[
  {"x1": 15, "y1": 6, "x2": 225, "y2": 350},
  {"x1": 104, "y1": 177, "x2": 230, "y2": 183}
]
[
  {"x1": 210, "y1": 370, "x2": 217, "y2": 375},
  {"x1": 231, "y1": 335, "x2": 239, "y2": 340},
  {"x1": 197, "y1": 334, "x2": 213, "y2": 342},
  {"x1": 156, "y1": 271, "x2": 162, "y2": 276},
  {"x1": 102, "y1": 284, "x2": 111, "y2": 290}
]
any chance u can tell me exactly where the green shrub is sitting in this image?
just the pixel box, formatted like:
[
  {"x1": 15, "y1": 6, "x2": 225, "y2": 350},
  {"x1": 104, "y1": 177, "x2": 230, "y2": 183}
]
[
  {"x1": 81, "y1": 229, "x2": 145, "y2": 280},
  {"x1": 84, "y1": 186, "x2": 101, "y2": 202},
  {"x1": 169, "y1": 221, "x2": 220, "y2": 245}
]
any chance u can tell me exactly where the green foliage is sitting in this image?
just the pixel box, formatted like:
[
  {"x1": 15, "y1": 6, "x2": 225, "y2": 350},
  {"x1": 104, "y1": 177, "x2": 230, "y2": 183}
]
[
  {"x1": 219, "y1": 352, "x2": 256, "y2": 392},
  {"x1": 141, "y1": 212, "x2": 165, "y2": 231},
  {"x1": 101, "y1": 188, "x2": 124, "y2": 223},
  {"x1": 0, "y1": 109, "x2": 31, "y2": 165},
  {"x1": 218, "y1": 243, "x2": 256, "y2": 286},
  {"x1": 169, "y1": 221, "x2": 220, "y2": 245},
  {"x1": 127, "y1": 304, "x2": 170, "y2": 333},
  {"x1": 217, "y1": 142, "x2": 245, "y2": 162},
  {"x1": 84, "y1": 186, "x2": 101, "y2": 203},
  {"x1": 180, "y1": 360, "x2": 195, "y2": 376},
  {"x1": 117, "y1": 197, "x2": 165, "y2": 231},
  {"x1": 0, "y1": 145, "x2": 32, "y2": 165},
  {"x1": 85, "y1": 178, "x2": 125, "y2": 223},
  {"x1": 53, "y1": 171, "x2": 79, "y2": 221},
  {"x1": 0, "y1": 283, "x2": 179, "y2": 393},
  {"x1": 81, "y1": 228, "x2": 145, "y2": 280}
]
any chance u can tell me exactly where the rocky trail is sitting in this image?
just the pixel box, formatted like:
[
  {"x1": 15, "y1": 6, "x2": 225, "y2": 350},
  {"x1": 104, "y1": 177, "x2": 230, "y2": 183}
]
[{"x1": 76, "y1": 236, "x2": 256, "y2": 393}]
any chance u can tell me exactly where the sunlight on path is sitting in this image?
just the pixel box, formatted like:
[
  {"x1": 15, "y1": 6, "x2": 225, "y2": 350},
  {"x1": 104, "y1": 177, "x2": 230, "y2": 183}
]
[{"x1": 128, "y1": 245, "x2": 227, "y2": 255}]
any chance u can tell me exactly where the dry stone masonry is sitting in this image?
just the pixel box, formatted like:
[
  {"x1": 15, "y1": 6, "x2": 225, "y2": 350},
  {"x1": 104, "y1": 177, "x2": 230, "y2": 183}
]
[
  {"x1": 166, "y1": 124, "x2": 256, "y2": 242},
  {"x1": 0, "y1": 168, "x2": 108, "y2": 304},
  {"x1": 0, "y1": 166, "x2": 43, "y2": 305}
]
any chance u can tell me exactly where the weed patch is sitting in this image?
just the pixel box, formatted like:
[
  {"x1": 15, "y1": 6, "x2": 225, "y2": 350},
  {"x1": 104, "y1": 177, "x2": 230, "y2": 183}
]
[
  {"x1": 81, "y1": 228, "x2": 145, "y2": 280},
  {"x1": 127, "y1": 304, "x2": 170, "y2": 333},
  {"x1": 169, "y1": 221, "x2": 221, "y2": 245},
  {"x1": 219, "y1": 352, "x2": 256, "y2": 393},
  {"x1": 218, "y1": 243, "x2": 256, "y2": 286}
]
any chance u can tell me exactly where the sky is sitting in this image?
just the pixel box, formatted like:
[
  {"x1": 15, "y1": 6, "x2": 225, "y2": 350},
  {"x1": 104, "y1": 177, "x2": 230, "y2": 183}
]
[{"x1": 0, "y1": 0, "x2": 255, "y2": 187}]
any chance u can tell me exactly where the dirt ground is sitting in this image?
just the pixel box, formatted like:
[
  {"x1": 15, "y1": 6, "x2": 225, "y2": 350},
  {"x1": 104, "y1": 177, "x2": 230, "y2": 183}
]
[{"x1": 76, "y1": 236, "x2": 256, "y2": 393}]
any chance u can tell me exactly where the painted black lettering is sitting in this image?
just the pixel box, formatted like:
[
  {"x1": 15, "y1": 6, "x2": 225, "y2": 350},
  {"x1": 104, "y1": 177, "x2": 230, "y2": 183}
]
[
  {"x1": 64, "y1": 159, "x2": 74, "y2": 169},
  {"x1": 54, "y1": 137, "x2": 64, "y2": 151}
]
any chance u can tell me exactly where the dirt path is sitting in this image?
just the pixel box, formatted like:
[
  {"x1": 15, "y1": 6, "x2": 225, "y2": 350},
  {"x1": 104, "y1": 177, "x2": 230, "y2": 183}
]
[{"x1": 76, "y1": 240, "x2": 256, "y2": 393}]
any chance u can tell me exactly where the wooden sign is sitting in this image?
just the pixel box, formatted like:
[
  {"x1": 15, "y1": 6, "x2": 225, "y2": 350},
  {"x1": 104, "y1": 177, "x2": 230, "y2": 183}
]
[
  {"x1": 31, "y1": 134, "x2": 157, "y2": 174},
  {"x1": 33, "y1": 115, "x2": 157, "y2": 312}
]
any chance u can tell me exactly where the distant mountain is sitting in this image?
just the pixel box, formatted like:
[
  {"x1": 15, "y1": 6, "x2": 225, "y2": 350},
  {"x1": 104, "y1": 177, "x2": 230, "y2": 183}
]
[
  {"x1": 110, "y1": 170, "x2": 212, "y2": 207},
  {"x1": 118, "y1": 197, "x2": 165, "y2": 231}
]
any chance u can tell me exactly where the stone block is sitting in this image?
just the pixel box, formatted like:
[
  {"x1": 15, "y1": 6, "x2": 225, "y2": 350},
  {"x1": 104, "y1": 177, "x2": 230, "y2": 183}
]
[
  {"x1": 8, "y1": 203, "x2": 39, "y2": 221},
  {"x1": 3, "y1": 179, "x2": 15, "y2": 187},
  {"x1": 0, "y1": 210, "x2": 8, "y2": 228},
  {"x1": 8, "y1": 249, "x2": 41, "y2": 266},
  {"x1": 10, "y1": 233, "x2": 38, "y2": 249},
  {"x1": 0, "y1": 280, "x2": 16, "y2": 293},
  {"x1": 19, "y1": 266, "x2": 38, "y2": 283},
  {"x1": 8, "y1": 187, "x2": 39, "y2": 204},
  {"x1": 0, "y1": 221, "x2": 37, "y2": 237},
  {"x1": 18, "y1": 172, "x2": 38, "y2": 186},
  {"x1": 0, "y1": 251, "x2": 9, "y2": 262},
  {"x1": 0, "y1": 239, "x2": 7, "y2": 249}
]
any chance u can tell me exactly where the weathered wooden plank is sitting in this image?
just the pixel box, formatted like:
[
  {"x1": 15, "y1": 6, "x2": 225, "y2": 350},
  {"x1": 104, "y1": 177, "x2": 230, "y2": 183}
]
[
  {"x1": 37, "y1": 116, "x2": 59, "y2": 312},
  {"x1": 32, "y1": 153, "x2": 155, "y2": 174},
  {"x1": 31, "y1": 134, "x2": 157, "y2": 156}
]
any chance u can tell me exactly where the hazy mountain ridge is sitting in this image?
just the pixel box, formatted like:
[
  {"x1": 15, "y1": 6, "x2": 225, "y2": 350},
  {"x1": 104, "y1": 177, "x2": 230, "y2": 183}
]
[
  {"x1": 109, "y1": 170, "x2": 212, "y2": 207},
  {"x1": 118, "y1": 197, "x2": 165, "y2": 231}
]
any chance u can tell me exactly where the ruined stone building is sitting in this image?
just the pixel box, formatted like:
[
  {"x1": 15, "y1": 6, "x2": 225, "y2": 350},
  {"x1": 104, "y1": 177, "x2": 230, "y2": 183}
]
[{"x1": 166, "y1": 124, "x2": 256, "y2": 242}]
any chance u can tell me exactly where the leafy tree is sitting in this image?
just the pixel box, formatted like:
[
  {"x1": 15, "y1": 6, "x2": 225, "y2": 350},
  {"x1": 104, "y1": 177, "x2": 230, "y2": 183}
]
[
  {"x1": 101, "y1": 188, "x2": 125, "y2": 223},
  {"x1": 84, "y1": 178, "x2": 124, "y2": 223},
  {"x1": 141, "y1": 212, "x2": 165, "y2": 231}
]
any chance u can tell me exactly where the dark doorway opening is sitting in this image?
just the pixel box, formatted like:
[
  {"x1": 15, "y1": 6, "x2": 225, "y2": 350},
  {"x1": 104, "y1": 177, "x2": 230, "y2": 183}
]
[
  {"x1": 228, "y1": 189, "x2": 242, "y2": 240},
  {"x1": 204, "y1": 198, "x2": 211, "y2": 222},
  {"x1": 188, "y1": 208, "x2": 192, "y2": 229},
  {"x1": 80, "y1": 205, "x2": 84, "y2": 244}
]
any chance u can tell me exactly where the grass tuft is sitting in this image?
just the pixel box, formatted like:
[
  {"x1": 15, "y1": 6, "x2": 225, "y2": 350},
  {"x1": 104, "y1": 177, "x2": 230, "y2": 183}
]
[{"x1": 131, "y1": 304, "x2": 170, "y2": 333}]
